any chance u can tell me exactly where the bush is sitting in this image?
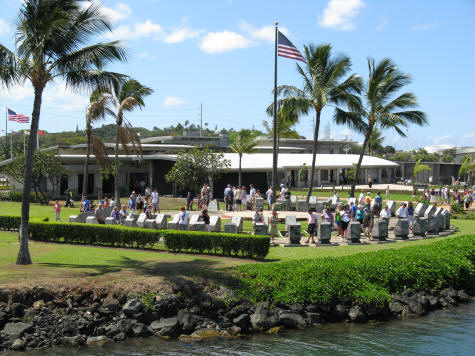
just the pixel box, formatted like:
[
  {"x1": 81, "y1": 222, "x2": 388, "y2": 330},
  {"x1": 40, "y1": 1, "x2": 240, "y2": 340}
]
[
  {"x1": 450, "y1": 202, "x2": 465, "y2": 215},
  {"x1": 160, "y1": 230, "x2": 269, "y2": 259},
  {"x1": 237, "y1": 235, "x2": 475, "y2": 306},
  {"x1": 28, "y1": 221, "x2": 160, "y2": 248},
  {"x1": 0, "y1": 191, "x2": 41, "y2": 203},
  {"x1": 0, "y1": 216, "x2": 21, "y2": 230}
]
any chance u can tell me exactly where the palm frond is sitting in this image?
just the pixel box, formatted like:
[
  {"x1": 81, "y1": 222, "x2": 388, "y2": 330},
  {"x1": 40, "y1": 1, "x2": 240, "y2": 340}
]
[
  {"x1": 333, "y1": 108, "x2": 366, "y2": 134},
  {"x1": 91, "y1": 133, "x2": 110, "y2": 169},
  {"x1": 0, "y1": 44, "x2": 21, "y2": 87},
  {"x1": 118, "y1": 121, "x2": 142, "y2": 157}
]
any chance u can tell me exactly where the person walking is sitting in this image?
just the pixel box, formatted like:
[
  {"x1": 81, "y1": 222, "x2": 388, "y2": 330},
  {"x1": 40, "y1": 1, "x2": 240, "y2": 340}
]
[
  {"x1": 407, "y1": 201, "x2": 415, "y2": 229},
  {"x1": 356, "y1": 204, "x2": 364, "y2": 232},
  {"x1": 54, "y1": 200, "x2": 61, "y2": 222},
  {"x1": 304, "y1": 209, "x2": 318, "y2": 244},
  {"x1": 341, "y1": 206, "x2": 351, "y2": 239},
  {"x1": 224, "y1": 184, "x2": 234, "y2": 211},
  {"x1": 235, "y1": 186, "x2": 243, "y2": 211},
  {"x1": 241, "y1": 186, "x2": 248, "y2": 210},
  {"x1": 385, "y1": 185, "x2": 390, "y2": 200},
  {"x1": 151, "y1": 189, "x2": 160, "y2": 213},
  {"x1": 266, "y1": 186, "x2": 275, "y2": 210},
  {"x1": 335, "y1": 205, "x2": 342, "y2": 237},
  {"x1": 186, "y1": 192, "x2": 193, "y2": 211},
  {"x1": 249, "y1": 184, "x2": 256, "y2": 210},
  {"x1": 268, "y1": 209, "x2": 279, "y2": 243}
]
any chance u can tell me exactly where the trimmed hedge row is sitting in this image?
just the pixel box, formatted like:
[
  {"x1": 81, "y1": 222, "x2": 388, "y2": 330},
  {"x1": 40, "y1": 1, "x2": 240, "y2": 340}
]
[
  {"x1": 237, "y1": 235, "x2": 475, "y2": 306},
  {"x1": 0, "y1": 192, "x2": 41, "y2": 203},
  {"x1": 0, "y1": 216, "x2": 21, "y2": 230},
  {"x1": 28, "y1": 222, "x2": 160, "y2": 248},
  {"x1": 161, "y1": 230, "x2": 270, "y2": 259}
]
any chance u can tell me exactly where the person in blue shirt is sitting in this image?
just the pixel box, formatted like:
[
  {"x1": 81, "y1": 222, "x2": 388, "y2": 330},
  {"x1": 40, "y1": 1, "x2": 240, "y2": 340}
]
[
  {"x1": 375, "y1": 192, "x2": 383, "y2": 204},
  {"x1": 83, "y1": 196, "x2": 90, "y2": 212},
  {"x1": 349, "y1": 201, "x2": 357, "y2": 221}
]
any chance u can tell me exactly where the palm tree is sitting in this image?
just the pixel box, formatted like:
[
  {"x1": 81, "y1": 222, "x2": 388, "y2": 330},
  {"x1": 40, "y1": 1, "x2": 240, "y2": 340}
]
[
  {"x1": 413, "y1": 159, "x2": 432, "y2": 183},
  {"x1": 335, "y1": 58, "x2": 427, "y2": 197},
  {"x1": 0, "y1": 0, "x2": 127, "y2": 265},
  {"x1": 458, "y1": 155, "x2": 475, "y2": 185},
  {"x1": 367, "y1": 128, "x2": 385, "y2": 156},
  {"x1": 264, "y1": 103, "x2": 301, "y2": 148},
  {"x1": 230, "y1": 129, "x2": 257, "y2": 187},
  {"x1": 272, "y1": 44, "x2": 362, "y2": 202},
  {"x1": 113, "y1": 80, "x2": 153, "y2": 206},
  {"x1": 82, "y1": 90, "x2": 115, "y2": 196}
]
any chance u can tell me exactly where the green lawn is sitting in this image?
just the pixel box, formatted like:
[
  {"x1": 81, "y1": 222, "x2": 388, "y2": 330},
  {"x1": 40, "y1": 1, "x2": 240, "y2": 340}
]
[{"x1": 292, "y1": 189, "x2": 414, "y2": 203}]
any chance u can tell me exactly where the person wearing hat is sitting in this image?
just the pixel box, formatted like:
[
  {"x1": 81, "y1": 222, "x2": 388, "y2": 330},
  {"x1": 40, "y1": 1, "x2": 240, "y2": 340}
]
[{"x1": 178, "y1": 207, "x2": 189, "y2": 226}]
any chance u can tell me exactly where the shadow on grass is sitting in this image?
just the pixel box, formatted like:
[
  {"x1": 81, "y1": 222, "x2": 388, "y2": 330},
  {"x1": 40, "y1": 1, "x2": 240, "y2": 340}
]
[{"x1": 39, "y1": 257, "x2": 241, "y2": 289}]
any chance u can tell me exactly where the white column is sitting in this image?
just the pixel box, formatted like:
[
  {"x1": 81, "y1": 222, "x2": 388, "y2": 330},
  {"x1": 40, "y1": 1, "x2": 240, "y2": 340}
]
[
  {"x1": 378, "y1": 168, "x2": 382, "y2": 183},
  {"x1": 317, "y1": 169, "x2": 321, "y2": 187},
  {"x1": 335, "y1": 169, "x2": 340, "y2": 186}
]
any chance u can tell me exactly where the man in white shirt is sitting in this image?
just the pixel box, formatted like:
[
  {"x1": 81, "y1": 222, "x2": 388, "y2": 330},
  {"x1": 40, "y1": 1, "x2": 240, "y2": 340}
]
[
  {"x1": 397, "y1": 203, "x2": 407, "y2": 218},
  {"x1": 151, "y1": 189, "x2": 160, "y2": 213},
  {"x1": 380, "y1": 205, "x2": 392, "y2": 220},
  {"x1": 178, "y1": 207, "x2": 189, "y2": 225},
  {"x1": 249, "y1": 184, "x2": 256, "y2": 209}
]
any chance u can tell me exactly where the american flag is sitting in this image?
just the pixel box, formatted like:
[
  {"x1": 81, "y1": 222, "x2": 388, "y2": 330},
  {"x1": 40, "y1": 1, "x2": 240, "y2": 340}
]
[
  {"x1": 278, "y1": 31, "x2": 306, "y2": 63},
  {"x1": 7, "y1": 108, "x2": 29, "y2": 123}
]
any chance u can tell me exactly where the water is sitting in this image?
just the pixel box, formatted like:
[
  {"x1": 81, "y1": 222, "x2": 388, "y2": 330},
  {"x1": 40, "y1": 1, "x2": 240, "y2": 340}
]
[{"x1": 10, "y1": 303, "x2": 475, "y2": 356}]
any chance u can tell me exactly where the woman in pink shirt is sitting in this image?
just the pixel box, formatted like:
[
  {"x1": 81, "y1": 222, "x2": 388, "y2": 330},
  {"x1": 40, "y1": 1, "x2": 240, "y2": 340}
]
[{"x1": 54, "y1": 200, "x2": 61, "y2": 222}]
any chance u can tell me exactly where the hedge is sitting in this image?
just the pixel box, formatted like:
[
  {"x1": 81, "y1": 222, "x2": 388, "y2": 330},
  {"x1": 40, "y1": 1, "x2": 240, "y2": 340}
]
[
  {"x1": 0, "y1": 192, "x2": 41, "y2": 203},
  {"x1": 0, "y1": 216, "x2": 21, "y2": 231},
  {"x1": 237, "y1": 235, "x2": 475, "y2": 306},
  {"x1": 160, "y1": 230, "x2": 270, "y2": 259}
]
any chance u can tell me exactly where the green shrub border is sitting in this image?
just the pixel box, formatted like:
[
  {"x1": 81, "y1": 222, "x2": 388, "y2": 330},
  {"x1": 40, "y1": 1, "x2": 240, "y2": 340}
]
[{"x1": 237, "y1": 235, "x2": 475, "y2": 306}]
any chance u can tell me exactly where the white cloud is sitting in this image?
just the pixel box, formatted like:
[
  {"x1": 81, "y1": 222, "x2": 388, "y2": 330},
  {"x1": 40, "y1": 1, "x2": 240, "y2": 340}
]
[
  {"x1": 102, "y1": 3, "x2": 132, "y2": 23},
  {"x1": 0, "y1": 19, "x2": 11, "y2": 36},
  {"x1": 165, "y1": 27, "x2": 203, "y2": 43},
  {"x1": 427, "y1": 134, "x2": 453, "y2": 144},
  {"x1": 200, "y1": 31, "x2": 253, "y2": 53},
  {"x1": 138, "y1": 52, "x2": 155, "y2": 59},
  {"x1": 318, "y1": 0, "x2": 365, "y2": 31},
  {"x1": 106, "y1": 19, "x2": 163, "y2": 40},
  {"x1": 411, "y1": 23, "x2": 438, "y2": 31},
  {"x1": 376, "y1": 17, "x2": 388, "y2": 31},
  {"x1": 164, "y1": 96, "x2": 187, "y2": 107},
  {"x1": 462, "y1": 133, "x2": 475, "y2": 140},
  {"x1": 239, "y1": 21, "x2": 290, "y2": 43}
]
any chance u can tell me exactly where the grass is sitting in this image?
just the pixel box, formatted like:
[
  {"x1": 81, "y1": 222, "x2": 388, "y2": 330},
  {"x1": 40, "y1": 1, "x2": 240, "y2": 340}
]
[{"x1": 292, "y1": 189, "x2": 414, "y2": 202}]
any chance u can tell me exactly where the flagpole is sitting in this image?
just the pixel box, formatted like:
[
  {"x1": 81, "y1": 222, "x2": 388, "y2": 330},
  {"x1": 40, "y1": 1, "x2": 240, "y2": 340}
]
[{"x1": 272, "y1": 22, "x2": 278, "y2": 194}]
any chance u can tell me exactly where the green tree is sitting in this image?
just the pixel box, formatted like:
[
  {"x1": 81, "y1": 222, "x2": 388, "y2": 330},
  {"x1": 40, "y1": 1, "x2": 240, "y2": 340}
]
[
  {"x1": 272, "y1": 44, "x2": 362, "y2": 202},
  {"x1": 459, "y1": 155, "x2": 475, "y2": 185},
  {"x1": 413, "y1": 159, "x2": 432, "y2": 183},
  {"x1": 2, "y1": 150, "x2": 65, "y2": 204},
  {"x1": 82, "y1": 90, "x2": 115, "y2": 196},
  {"x1": 335, "y1": 58, "x2": 427, "y2": 196},
  {"x1": 367, "y1": 128, "x2": 385, "y2": 156},
  {"x1": 230, "y1": 129, "x2": 257, "y2": 186},
  {"x1": 0, "y1": 0, "x2": 127, "y2": 264},
  {"x1": 112, "y1": 80, "x2": 153, "y2": 206},
  {"x1": 165, "y1": 147, "x2": 230, "y2": 193},
  {"x1": 264, "y1": 101, "x2": 301, "y2": 146}
]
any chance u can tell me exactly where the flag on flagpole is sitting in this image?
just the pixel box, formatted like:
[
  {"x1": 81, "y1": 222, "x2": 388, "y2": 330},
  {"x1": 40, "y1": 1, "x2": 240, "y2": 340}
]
[
  {"x1": 277, "y1": 31, "x2": 306, "y2": 63},
  {"x1": 38, "y1": 130, "x2": 45, "y2": 136},
  {"x1": 7, "y1": 108, "x2": 30, "y2": 123}
]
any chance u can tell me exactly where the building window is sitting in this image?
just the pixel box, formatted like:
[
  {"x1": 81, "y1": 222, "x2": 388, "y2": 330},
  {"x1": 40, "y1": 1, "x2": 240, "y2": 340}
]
[
  {"x1": 321, "y1": 169, "x2": 329, "y2": 181},
  {"x1": 330, "y1": 149, "x2": 334, "y2": 154}
]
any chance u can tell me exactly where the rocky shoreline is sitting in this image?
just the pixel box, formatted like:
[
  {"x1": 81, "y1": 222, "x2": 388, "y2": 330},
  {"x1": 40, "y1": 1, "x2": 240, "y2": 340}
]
[{"x1": 0, "y1": 285, "x2": 472, "y2": 352}]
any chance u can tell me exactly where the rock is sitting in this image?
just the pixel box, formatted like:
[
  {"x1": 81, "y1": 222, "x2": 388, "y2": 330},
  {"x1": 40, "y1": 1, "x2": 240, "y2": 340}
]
[
  {"x1": 86, "y1": 335, "x2": 108, "y2": 344},
  {"x1": 288, "y1": 303, "x2": 304, "y2": 313},
  {"x1": 389, "y1": 302, "x2": 404, "y2": 314},
  {"x1": 348, "y1": 306, "x2": 367, "y2": 322},
  {"x1": 61, "y1": 335, "x2": 86, "y2": 346},
  {"x1": 177, "y1": 310, "x2": 196, "y2": 333},
  {"x1": 428, "y1": 296, "x2": 440, "y2": 309},
  {"x1": 331, "y1": 304, "x2": 347, "y2": 320},
  {"x1": 266, "y1": 326, "x2": 282, "y2": 334},
  {"x1": 11, "y1": 303, "x2": 24, "y2": 317},
  {"x1": 102, "y1": 297, "x2": 120, "y2": 311},
  {"x1": 305, "y1": 312, "x2": 321, "y2": 325},
  {"x1": 122, "y1": 298, "x2": 143, "y2": 315},
  {"x1": 409, "y1": 302, "x2": 425, "y2": 315},
  {"x1": 305, "y1": 304, "x2": 320, "y2": 313},
  {"x1": 440, "y1": 287, "x2": 457, "y2": 299},
  {"x1": 232, "y1": 313, "x2": 250, "y2": 331},
  {"x1": 131, "y1": 323, "x2": 149, "y2": 337},
  {"x1": 105, "y1": 324, "x2": 120, "y2": 338},
  {"x1": 113, "y1": 332, "x2": 126, "y2": 342},
  {"x1": 189, "y1": 329, "x2": 222, "y2": 339},
  {"x1": 150, "y1": 317, "x2": 179, "y2": 333},
  {"x1": 116, "y1": 319, "x2": 132, "y2": 335},
  {"x1": 455, "y1": 290, "x2": 470, "y2": 303},
  {"x1": 11, "y1": 338, "x2": 24, "y2": 351},
  {"x1": 250, "y1": 305, "x2": 278, "y2": 330},
  {"x1": 3, "y1": 322, "x2": 33, "y2": 339},
  {"x1": 33, "y1": 300, "x2": 45, "y2": 310},
  {"x1": 229, "y1": 326, "x2": 241, "y2": 336},
  {"x1": 278, "y1": 311, "x2": 306, "y2": 329}
]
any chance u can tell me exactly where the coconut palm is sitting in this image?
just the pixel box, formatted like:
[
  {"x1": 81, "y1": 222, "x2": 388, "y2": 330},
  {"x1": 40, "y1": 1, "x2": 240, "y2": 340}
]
[
  {"x1": 335, "y1": 58, "x2": 427, "y2": 197},
  {"x1": 82, "y1": 90, "x2": 115, "y2": 196},
  {"x1": 113, "y1": 80, "x2": 153, "y2": 206},
  {"x1": 458, "y1": 155, "x2": 475, "y2": 185},
  {"x1": 413, "y1": 159, "x2": 432, "y2": 183},
  {"x1": 0, "y1": 0, "x2": 127, "y2": 265},
  {"x1": 264, "y1": 102, "x2": 301, "y2": 147},
  {"x1": 230, "y1": 129, "x2": 257, "y2": 187},
  {"x1": 367, "y1": 127, "x2": 385, "y2": 156},
  {"x1": 272, "y1": 44, "x2": 362, "y2": 202}
]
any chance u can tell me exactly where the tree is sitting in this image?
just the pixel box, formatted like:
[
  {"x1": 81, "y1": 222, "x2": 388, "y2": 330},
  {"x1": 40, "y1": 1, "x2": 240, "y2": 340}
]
[
  {"x1": 2, "y1": 150, "x2": 65, "y2": 204},
  {"x1": 230, "y1": 130, "x2": 257, "y2": 186},
  {"x1": 272, "y1": 44, "x2": 362, "y2": 202},
  {"x1": 165, "y1": 147, "x2": 230, "y2": 193},
  {"x1": 0, "y1": 0, "x2": 127, "y2": 265},
  {"x1": 459, "y1": 155, "x2": 475, "y2": 185},
  {"x1": 264, "y1": 102, "x2": 301, "y2": 146},
  {"x1": 413, "y1": 159, "x2": 432, "y2": 183},
  {"x1": 384, "y1": 145, "x2": 396, "y2": 154},
  {"x1": 367, "y1": 128, "x2": 385, "y2": 156},
  {"x1": 335, "y1": 58, "x2": 427, "y2": 197},
  {"x1": 82, "y1": 90, "x2": 114, "y2": 196},
  {"x1": 112, "y1": 80, "x2": 153, "y2": 206}
]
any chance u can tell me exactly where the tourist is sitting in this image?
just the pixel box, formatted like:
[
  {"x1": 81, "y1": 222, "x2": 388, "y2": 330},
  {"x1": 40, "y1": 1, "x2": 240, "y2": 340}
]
[
  {"x1": 128, "y1": 195, "x2": 136, "y2": 216},
  {"x1": 341, "y1": 205, "x2": 351, "y2": 239},
  {"x1": 368, "y1": 175, "x2": 373, "y2": 188},
  {"x1": 136, "y1": 194, "x2": 145, "y2": 213},
  {"x1": 356, "y1": 204, "x2": 364, "y2": 231},
  {"x1": 397, "y1": 203, "x2": 407, "y2": 219},
  {"x1": 235, "y1": 186, "x2": 243, "y2": 211},
  {"x1": 364, "y1": 192, "x2": 372, "y2": 211},
  {"x1": 349, "y1": 201, "x2": 357, "y2": 221},
  {"x1": 335, "y1": 205, "x2": 342, "y2": 236},
  {"x1": 464, "y1": 192, "x2": 473, "y2": 210},
  {"x1": 64, "y1": 189, "x2": 73, "y2": 208},
  {"x1": 430, "y1": 188, "x2": 437, "y2": 205},
  {"x1": 104, "y1": 197, "x2": 110, "y2": 207},
  {"x1": 284, "y1": 188, "x2": 291, "y2": 210},
  {"x1": 110, "y1": 197, "x2": 115, "y2": 207},
  {"x1": 145, "y1": 204, "x2": 152, "y2": 219},
  {"x1": 249, "y1": 184, "x2": 256, "y2": 209},
  {"x1": 304, "y1": 208, "x2": 318, "y2": 244},
  {"x1": 258, "y1": 207, "x2": 265, "y2": 223},
  {"x1": 224, "y1": 184, "x2": 234, "y2": 211},
  {"x1": 407, "y1": 201, "x2": 415, "y2": 229},
  {"x1": 54, "y1": 200, "x2": 61, "y2": 222},
  {"x1": 120, "y1": 206, "x2": 128, "y2": 221},
  {"x1": 380, "y1": 205, "x2": 391, "y2": 220},
  {"x1": 363, "y1": 207, "x2": 372, "y2": 237},
  {"x1": 386, "y1": 185, "x2": 390, "y2": 200},
  {"x1": 111, "y1": 206, "x2": 120, "y2": 223},
  {"x1": 438, "y1": 187, "x2": 442, "y2": 201},
  {"x1": 83, "y1": 196, "x2": 90, "y2": 212},
  {"x1": 201, "y1": 184, "x2": 210, "y2": 209},
  {"x1": 332, "y1": 191, "x2": 340, "y2": 203},
  {"x1": 268, "y1": 209, "x2": 279, "y2": 243},
  {"x1": 145, "y1": 185, "x2": 151, "y2": 200},
  {"x1": 95, "y1": 203, "x2": 105, "y2": 224},
  {"x1": 374, "y1": 192, "x2": 383, "y2": 216},
  {"x1": 178, "y1": 207, "x2": 189, "y2": 226},
  {"x1": 252, "y1": 208, "x2": 262, "y2": 225},
  {"x1": 89, "y1": 200, "x2": 95, "y2": 210},
  {"x1": 186, "y1": 192, "x2": 193, "y2": 211},
  {"x1": 151, "y1": 188, "x2": 160, "y2": 213},
  {"x1": 322, "y1": 208, "x2": 333, "y2": 225},
  {"x1": 199, "y1": 209, "x2": 211, "y2": 232},
  {"x1": 279, "y1": 183, "x2": 285, "y2": 198},
  {"x1": 358, "y1": 191, "x2": 365, "y2": 206},
  {"x1": 266, "y1": 186, "x2": 275, "y2": 210},
  {"x1": 98, "y1": 195, "x2": 104, "y2": 206},
  {"x1": 242, "y1": 186, "x2": 248, "y2": 210},
  {"x1": 140, "y1": 180, "x2": 146, "y2": 194}
]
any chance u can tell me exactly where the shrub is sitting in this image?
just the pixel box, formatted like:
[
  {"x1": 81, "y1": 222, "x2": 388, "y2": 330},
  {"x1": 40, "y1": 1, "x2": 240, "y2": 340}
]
[
  {"x1": 0, "y1": 191, "x2": 41, "y2": 203},
  {"x1": 0, "y1": 216, "x2": 21, "y2": 230},
  {"x1": 237, "y1": 235, "x2": 475, "y2": 306},
  {"x1": 450, "y1": 202, "x2": 465, "y2": 215},
  {"x1": 28, "y1": 221, "x2": 160, "y2": 248},
  {"x1": 160, "y1": 230, "x2": 269, "y2": 259}
]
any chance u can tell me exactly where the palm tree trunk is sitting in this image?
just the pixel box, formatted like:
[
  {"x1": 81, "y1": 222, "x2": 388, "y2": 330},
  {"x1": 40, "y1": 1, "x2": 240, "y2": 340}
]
[
  {"x1": 17, "y1": 86, "x2": 44, "y2": 265},
  {"x1": 238, "y1": 153, "x2": 242, "y2": 187},
  {"x1": 306, "y1": 110, "x2": 321, "y2": 203},
  {"x1": 114, "y1": 124, "x2": 120, "y2": 207},
  {"x1": 82, "y1": 128, "x2": 91, "y2": 197},
  {"x1": 350, "y1": 128, "x2": 372, "y2": 197}
]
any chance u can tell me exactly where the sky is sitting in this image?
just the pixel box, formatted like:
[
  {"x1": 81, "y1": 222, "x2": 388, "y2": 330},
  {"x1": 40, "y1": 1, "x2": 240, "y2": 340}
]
[{"x1": 0, "y1": 0, "x2": 474, "y2": 150}]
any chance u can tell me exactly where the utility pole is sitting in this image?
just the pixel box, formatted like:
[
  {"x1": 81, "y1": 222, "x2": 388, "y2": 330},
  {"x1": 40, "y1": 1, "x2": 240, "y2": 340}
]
[{"x1": 200, "y1": 103, "x2": 203, "y2": 137}]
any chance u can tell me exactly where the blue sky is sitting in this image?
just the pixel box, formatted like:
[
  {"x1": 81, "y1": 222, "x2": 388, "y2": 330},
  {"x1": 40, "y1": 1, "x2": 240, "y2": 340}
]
[{"x1": 0, "y1": 0, "x2": 474, "y2": 150}]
